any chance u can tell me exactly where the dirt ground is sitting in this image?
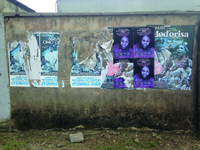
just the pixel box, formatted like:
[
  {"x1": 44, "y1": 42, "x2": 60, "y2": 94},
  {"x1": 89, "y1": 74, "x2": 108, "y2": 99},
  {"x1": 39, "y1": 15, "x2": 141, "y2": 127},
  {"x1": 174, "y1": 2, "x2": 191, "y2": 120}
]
[{"x1": 0, "y1": 126, "x2": 200, "y2": 150}]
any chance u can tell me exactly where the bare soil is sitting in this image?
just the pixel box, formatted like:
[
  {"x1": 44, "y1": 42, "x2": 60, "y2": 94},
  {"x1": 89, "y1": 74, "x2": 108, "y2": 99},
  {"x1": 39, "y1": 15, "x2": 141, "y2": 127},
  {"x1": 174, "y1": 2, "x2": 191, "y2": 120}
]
[{"x1": 0, "y1": 127, "x2": 200, "y2": 150}]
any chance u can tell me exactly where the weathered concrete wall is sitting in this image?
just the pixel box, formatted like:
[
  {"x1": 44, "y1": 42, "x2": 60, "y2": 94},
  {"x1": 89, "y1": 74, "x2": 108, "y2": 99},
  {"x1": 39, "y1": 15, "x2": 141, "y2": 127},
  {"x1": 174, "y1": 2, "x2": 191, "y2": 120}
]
[
  {"x1": 0, "y1": 14, "x2": 11, "y2": 130},
  {"x1": 4, "y1": 12, "x2": 200, "y2": 130},
  {"x1": 197, "y1": 19, "x2": 200, "y2": 131},
  {"x1": 0, "y1": 0, "x2": 27, "y2": 13}
]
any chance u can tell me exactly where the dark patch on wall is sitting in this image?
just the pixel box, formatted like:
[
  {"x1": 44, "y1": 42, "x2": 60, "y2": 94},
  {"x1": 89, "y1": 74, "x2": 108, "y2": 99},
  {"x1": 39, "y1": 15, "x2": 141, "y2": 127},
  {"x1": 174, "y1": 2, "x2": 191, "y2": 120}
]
[{"x1": 11, "y1": 104, "x2": 194, "y2": 130}]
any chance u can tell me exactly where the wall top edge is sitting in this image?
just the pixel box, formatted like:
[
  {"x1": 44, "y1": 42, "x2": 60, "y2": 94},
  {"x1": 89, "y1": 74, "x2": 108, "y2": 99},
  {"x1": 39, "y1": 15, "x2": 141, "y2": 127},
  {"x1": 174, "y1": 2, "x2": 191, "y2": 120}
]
[{"x1": 2, "y1": 11, "x2": 200, "y2": 18}]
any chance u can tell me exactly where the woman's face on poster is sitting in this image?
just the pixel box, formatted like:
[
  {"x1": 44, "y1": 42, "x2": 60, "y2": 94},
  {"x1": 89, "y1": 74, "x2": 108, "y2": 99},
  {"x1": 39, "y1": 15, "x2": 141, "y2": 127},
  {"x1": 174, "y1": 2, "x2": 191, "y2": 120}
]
[
  {"x1": 141, "y1": 66, "x2": 150, "y2": 78},
  {"x1": 141, "y1": 35, "x2": 150, "y2": 49},
  {"x1": 120, "y1": 36, "x2": 129, "y2": 49},
  {"x1": 177, "y1": 45, "x2": 186, "y2": 57}
]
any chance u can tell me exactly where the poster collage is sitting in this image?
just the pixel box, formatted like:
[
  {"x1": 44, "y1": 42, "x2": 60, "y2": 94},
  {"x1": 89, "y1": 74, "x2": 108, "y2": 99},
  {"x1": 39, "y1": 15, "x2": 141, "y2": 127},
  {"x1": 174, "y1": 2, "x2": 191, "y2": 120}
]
[
  {"x1": 113, "y1": 27, "x2": 155, "y2": 89},
  {"x1": 71, "y1": 25, "x2": 194, "y2": 90},
  {"x1": 9, "y1": 33, "x2": 60, "y2": 87},
  {"x1": 8, "y1": 25, "x2": 194, "y2": 90}
]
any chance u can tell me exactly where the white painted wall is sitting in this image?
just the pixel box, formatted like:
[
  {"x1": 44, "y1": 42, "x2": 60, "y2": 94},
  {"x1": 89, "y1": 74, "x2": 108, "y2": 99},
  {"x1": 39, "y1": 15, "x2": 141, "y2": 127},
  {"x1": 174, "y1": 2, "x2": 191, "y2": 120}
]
[
  {"x1": 0, "y1": 14, "x2": 10, "y2": 123},
  {"x1": 57, "y1": 0, "x2": 200, "y2": 13}
]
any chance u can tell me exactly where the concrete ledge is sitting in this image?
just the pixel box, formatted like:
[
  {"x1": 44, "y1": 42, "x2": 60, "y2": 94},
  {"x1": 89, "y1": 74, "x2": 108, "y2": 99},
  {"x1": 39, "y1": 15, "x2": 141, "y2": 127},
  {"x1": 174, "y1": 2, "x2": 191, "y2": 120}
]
[{"x1": 3, "y1": 11, "x2": 200, "y2": 18}]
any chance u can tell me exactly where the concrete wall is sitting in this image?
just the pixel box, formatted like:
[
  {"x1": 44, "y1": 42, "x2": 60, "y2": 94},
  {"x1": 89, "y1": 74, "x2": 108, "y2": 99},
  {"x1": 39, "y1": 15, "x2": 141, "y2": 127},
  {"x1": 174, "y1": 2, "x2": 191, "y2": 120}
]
[
  {"x1": 57, "y1": 0, "x2": 200, "y2": 13},
  {"x1": 0, "y1": 0, "x2": 27, "y2": 13},
  {"x1": 4, "y1": 12, "x2": 200, "y2": 130},
  {"x1": 0, "y1": 14, "x2": 11, "y2": 130}
]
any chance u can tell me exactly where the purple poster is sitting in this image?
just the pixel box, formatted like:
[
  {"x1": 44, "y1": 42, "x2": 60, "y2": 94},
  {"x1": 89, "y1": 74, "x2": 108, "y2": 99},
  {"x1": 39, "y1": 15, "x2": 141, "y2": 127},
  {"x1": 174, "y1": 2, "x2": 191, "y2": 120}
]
[
  {"x1": 133, "y1": 27, "x2": 154, "y2": 58},
  {"x1": 113, "y1": 60, "x2": 134, "y2": 89},
  {"x1": 113, "y1": 27, "x2": 133, "y2": 59},
  {"x1": 134, "y1": 58, "x2": 154, "y2": 88}
]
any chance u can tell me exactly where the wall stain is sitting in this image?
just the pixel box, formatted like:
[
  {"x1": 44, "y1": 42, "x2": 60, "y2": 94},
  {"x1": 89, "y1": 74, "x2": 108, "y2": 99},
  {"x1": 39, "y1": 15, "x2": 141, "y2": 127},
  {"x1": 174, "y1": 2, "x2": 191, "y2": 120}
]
[{"x1": 11, "y1": 103, "x2": 194, "y2": 130}]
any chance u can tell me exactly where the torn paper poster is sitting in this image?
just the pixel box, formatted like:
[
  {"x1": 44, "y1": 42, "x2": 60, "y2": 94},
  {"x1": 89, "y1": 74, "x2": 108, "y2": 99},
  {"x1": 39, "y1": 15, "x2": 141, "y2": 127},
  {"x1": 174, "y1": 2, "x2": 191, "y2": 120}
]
[
  {"x1": 98, "y1": 40, "x2": 114, "y2": 64},
  {"x1": 114, "y1": 60, "x2": 134, "y2": 89},
  {"x1": 8, "y1": 41, "x2": 30, "y2": 87},
  {"x1": 73, "y1": 33, "x2": 98, "y2": 63},
  {"x1": 39, "y1": 76, "x2": 59, "y2": 87},
  {"x1": 100, "y1": 62, "x2": 118, "y2": 89},
  {"x1": 71, "y1": 37, "x2": 101, "y2": 88},
  {"x1": 34, "y1": 32, "x2": 60, "y2": 87},
  {"x1": 79, "y1": 43, "x2": 102, "y2": 70},
  {"x1": 79, "y1": 53, "x2": 98, "y2": 71},
  {"x1": 70, "y1": 76, "x2": 101, "y2": 88},
  {"x1": 26, "y1": 33, "x2": 41, "y2": 80},
  {"x1": 99, "y1": 40, "x2": 114, "y2": 53}
]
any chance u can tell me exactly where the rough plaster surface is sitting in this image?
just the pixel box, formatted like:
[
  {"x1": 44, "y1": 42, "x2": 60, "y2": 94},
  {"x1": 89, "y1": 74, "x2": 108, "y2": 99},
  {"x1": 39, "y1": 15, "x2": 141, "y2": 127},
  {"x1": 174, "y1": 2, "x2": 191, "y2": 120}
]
[
  {"x1": 26, "y1": 33, "x2": 41, "y2": 80},
  {"x1": 5, "y1": 13, "x2": 199, "y2": 130},
  {"x1": 0, "y1": 15, "x2": 10, "y2": 123},
  {"x1": 0, "y1": 0, "x2": 28, "y2": 13}
]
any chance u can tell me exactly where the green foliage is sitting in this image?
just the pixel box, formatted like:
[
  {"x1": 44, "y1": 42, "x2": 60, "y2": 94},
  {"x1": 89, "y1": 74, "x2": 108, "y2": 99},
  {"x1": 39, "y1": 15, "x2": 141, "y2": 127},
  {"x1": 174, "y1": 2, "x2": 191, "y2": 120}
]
[
  {"x1": 3, "y1": 141, "x2": 27, "y2": 150},
  {"x1": 0, "y1": 129, "x2": 198, "y2": 150}
]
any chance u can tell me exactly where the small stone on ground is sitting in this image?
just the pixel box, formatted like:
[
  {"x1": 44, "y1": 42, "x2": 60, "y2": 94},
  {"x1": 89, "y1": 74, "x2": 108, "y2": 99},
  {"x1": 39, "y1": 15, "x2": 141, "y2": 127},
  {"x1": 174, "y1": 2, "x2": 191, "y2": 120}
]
[{"x1": 69, "y1": 132, "x2": 84, "y2": 143}]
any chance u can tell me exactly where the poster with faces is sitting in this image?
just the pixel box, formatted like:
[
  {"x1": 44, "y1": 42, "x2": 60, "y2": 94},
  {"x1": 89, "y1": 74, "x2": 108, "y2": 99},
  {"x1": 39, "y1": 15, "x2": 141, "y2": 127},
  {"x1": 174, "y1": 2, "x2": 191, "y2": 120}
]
[
  {"x1": 133, "y1": 27, "x2": 155, "y2": 58},
  {"x1": 113, "y1": 27, "x2": 133, "y2": 60},
  {"x1": 134, "y1": 58, "x2": 154, "y2": 88},
  {"x1": 148, "y1": 25, "x2": 195, "y2": 90}
]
